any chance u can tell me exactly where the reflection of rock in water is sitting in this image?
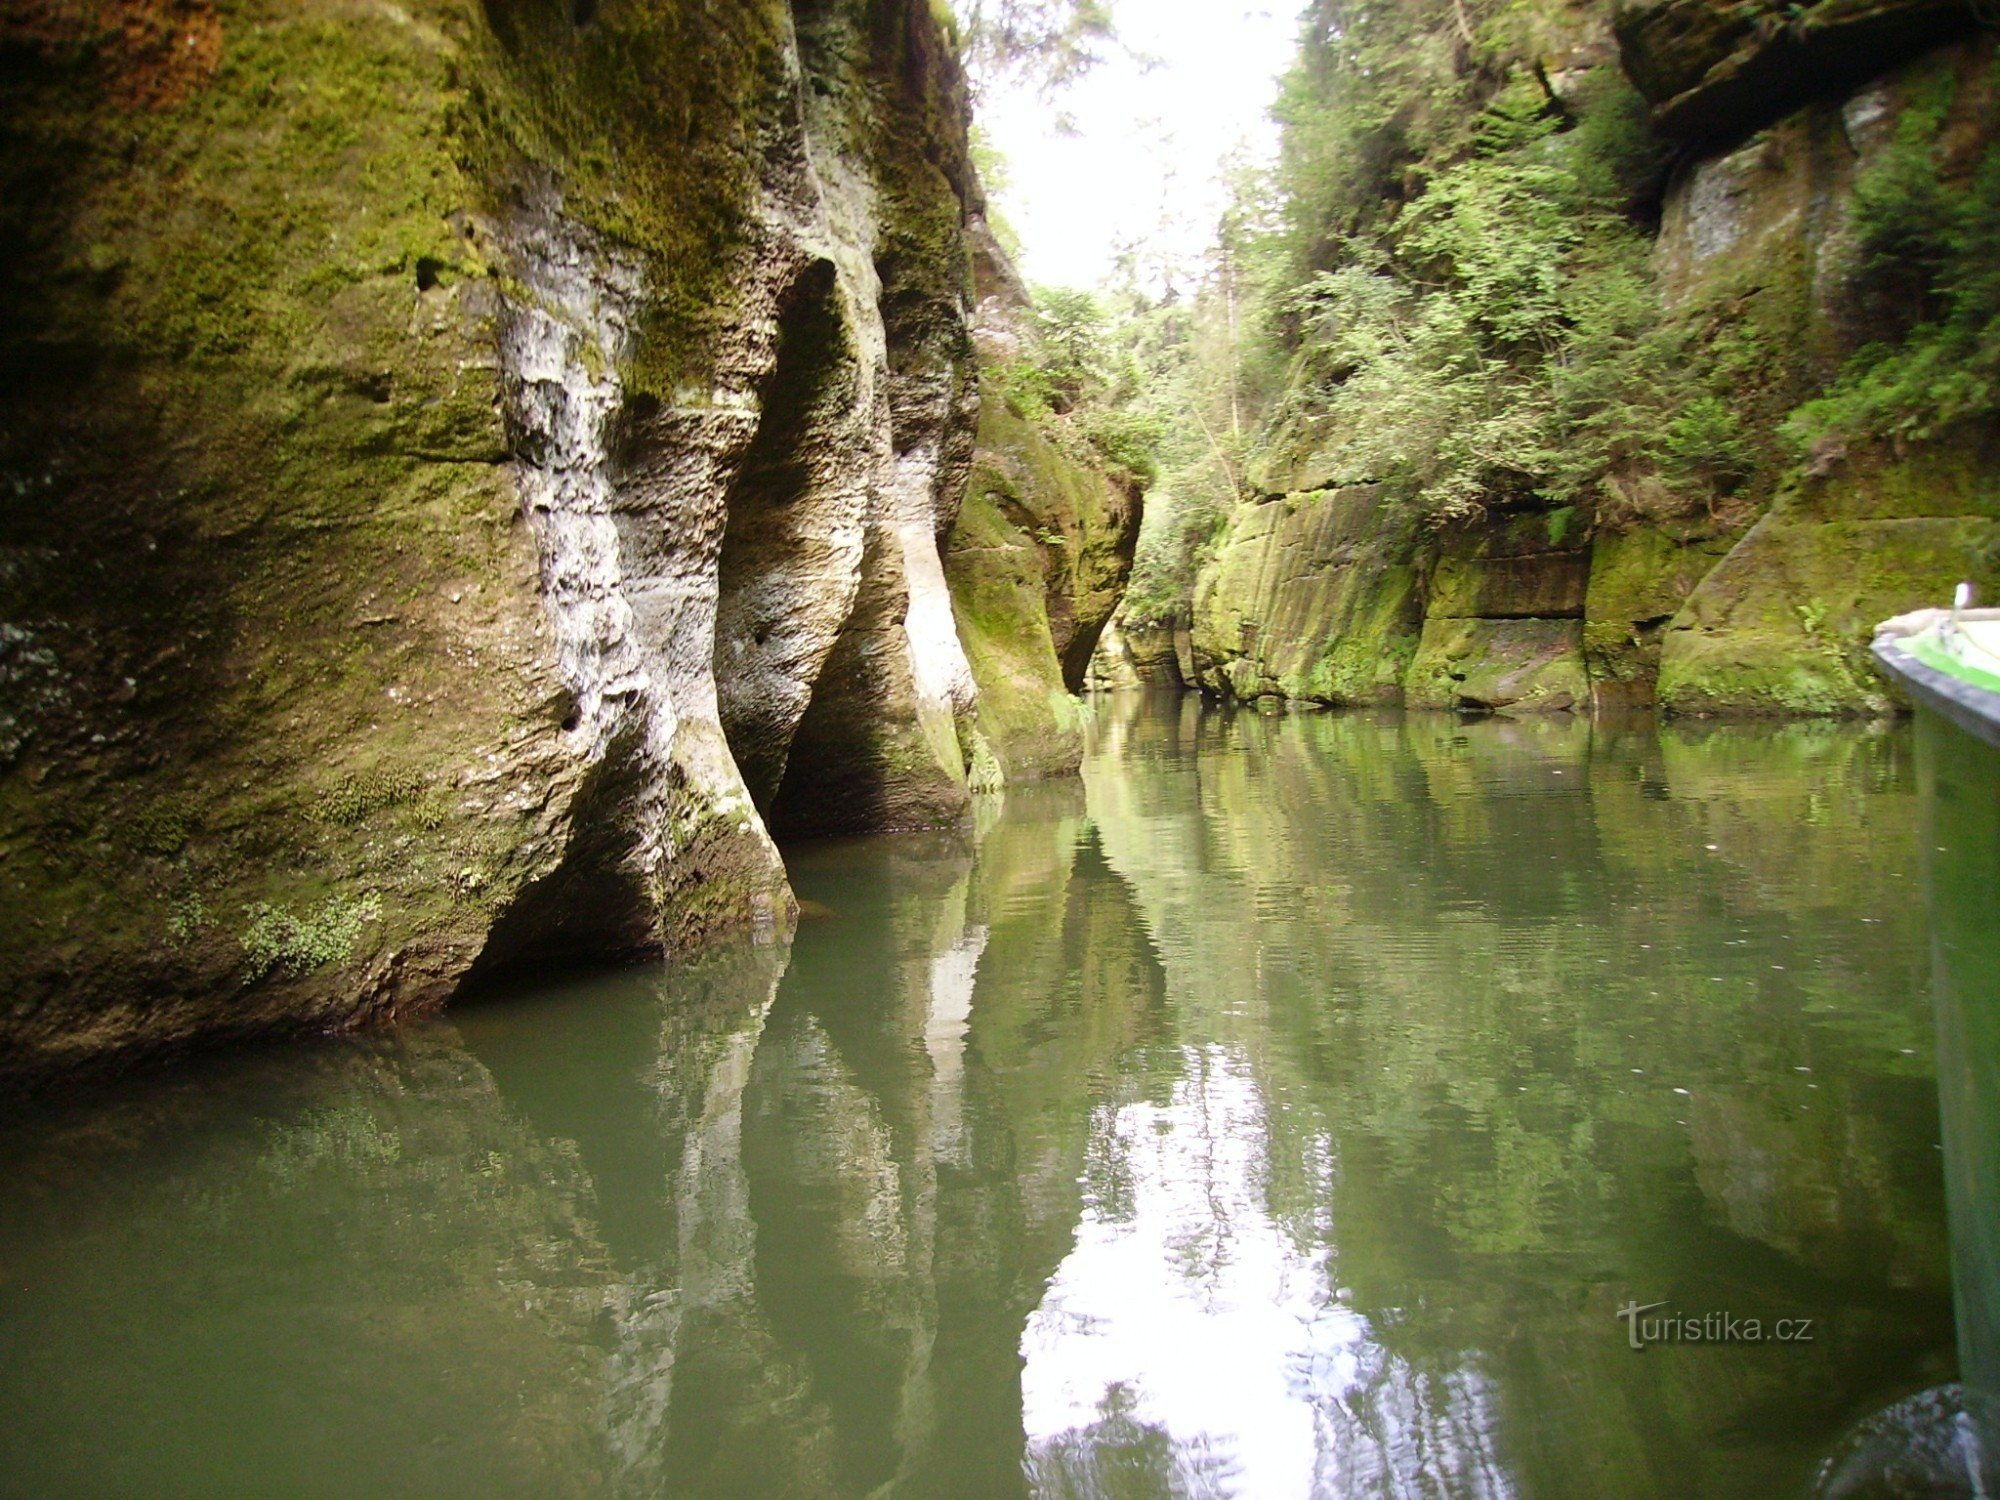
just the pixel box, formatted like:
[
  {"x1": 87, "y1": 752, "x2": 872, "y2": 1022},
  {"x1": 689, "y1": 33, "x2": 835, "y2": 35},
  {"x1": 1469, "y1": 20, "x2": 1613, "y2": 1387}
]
[
  {"x1": 0, "y1": 1031, "x2": 615, "y2": 1497},
  {"x1": 1025, "y1": 1385, "x2": 1238, "y2": 1500},
  {"x1": 1019, "y1": 1047, "x2": 1516, "y2": 1500},
  {"x1": 1082, "y1": 702, "x2": 1951, "y2": 1496},
  {"x1": 602, "y1": 952, "x2": 794, "y2": 1498},
  {"x1": 926, "y1": 915, "x2": 990, "y2": 1168},
  {"x1": 1687, "y1": 1086, "x2": 1949, "y2": 1292},
  {"x1": 455, "y1": 946, "x2": 821, "y2": 1497},
  {"x1": 1309, "y1": 1355, "x2": 1514, "y2": 1500},
  {"x1": 1815, "y1": 1384, "x2": 1998, "y2": 1499},
  {"x1": 0, "y1": 703, "x2": 1968, "y2": 1497},
  {"x1": 733, "y1": 830, "x2": 982, "y2": 1496},
  {"x1": 637, "y1": 785, "x2": 1178, "y2": 1497}
]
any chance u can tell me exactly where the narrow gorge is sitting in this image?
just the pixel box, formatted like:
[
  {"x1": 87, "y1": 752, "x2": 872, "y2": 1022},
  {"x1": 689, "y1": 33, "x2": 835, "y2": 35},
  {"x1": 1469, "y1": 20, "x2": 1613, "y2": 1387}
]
[
  {"x1": 1097, "y1": 0, "x2": 1998, "y2": 722},
  {"x1": 3, "y1": 3, "x2": 1999, "y2": 1494},
  {"x1": 0, "y1": 0, "x2": 1994, "y2": 1072},
  {"x1": 6, "y1": 0, "x2": 1998, "y2": 1079}
]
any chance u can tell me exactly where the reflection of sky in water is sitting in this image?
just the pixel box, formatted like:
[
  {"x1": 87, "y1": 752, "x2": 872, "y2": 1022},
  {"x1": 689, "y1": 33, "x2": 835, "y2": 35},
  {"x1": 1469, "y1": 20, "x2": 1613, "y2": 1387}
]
[
  {"x1": 0, "y1": 711, "x2": 1954, "y2": 1500},
  {"x1": 1018, "y1": 1046, "x2": 1513, "y2": 1499}
]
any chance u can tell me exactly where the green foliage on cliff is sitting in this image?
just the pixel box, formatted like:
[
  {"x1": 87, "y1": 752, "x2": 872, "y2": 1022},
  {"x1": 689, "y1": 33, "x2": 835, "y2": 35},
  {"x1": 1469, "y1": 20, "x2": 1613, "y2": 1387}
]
[
  {"x1": 953, "y1": 0, "x2": 1114, "y2": 91},
  {"x1": 1111, "y1": 0, "x2": 1998, "y2": 711},
  {"x1": 1089, "y1": 271, "x2": 1258, "y2": 627},
  {"x1": 995, "y1": 283, "x2": 1169, "y2": 488},
  {"x1": 1260, "y1": 68, "x2": 1758, "y2": 527},
  {"x1": 1787, "y1": 71, "x2": 2000, "y2": 447},
  {"x1": 998, "y1": 286, "x2": 1106, "y2": 412},
  {"x1": 1008, "y1": 200, "x2": 1288, "y2": 632}
]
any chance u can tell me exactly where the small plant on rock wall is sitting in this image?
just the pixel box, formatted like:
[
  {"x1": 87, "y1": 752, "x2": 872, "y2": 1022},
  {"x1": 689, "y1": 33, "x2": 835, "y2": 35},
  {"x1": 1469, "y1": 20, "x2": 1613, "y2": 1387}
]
[
  {"x1": 1787, "y1": 73, "x2": 2000, "y2": 448},
  {"x1": 129, "y1": 800, "x2": 198, "y2": 858},
  {"x1": 309, "y1": 769, "x2": 424, "y2": 827},
  {"x1": 166, "y1": 894, "x2": 209, "y2": 945},
  {"x1": 1030, "y1": 286, "x2": 1108, "y2": 412},
  {"x1": 239, "y1": 893, "x2": 382, "y2": 981},
  {"x1": 1658, "y1": 396, "x2": 1755, "y2": 509}
]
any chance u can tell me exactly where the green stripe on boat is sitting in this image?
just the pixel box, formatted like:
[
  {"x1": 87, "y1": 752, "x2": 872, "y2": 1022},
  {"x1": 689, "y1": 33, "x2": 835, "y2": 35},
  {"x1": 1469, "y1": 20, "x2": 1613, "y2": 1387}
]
[{"x1": 1910, "y1": 633, "x2": 2000, "y2": 696}]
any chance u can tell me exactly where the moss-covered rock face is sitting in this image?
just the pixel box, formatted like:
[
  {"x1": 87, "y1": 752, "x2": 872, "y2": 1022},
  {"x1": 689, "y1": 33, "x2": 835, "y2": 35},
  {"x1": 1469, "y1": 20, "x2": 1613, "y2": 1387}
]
[
  {"x1": 1646, "y1": 44, "x2": 2000, "y2": 716},
  {"x1": 1614, "y1": 0, "x2": 1980, "y2": 151},
  {"x1": 0, "y1": 0, "x2": 989, "y2": 1079},
  {"x1": 944, "y1": 227, "x2": 1141, "y2": 782},
  {"x1": 946, "y1": 393, "x2": 1137, "y2": 779},
  {"x1": 1659, "y1": 432, "x2": 2000, "y2": 714},
  {"x1": 1190, "y1": 18, "x2": 1998, "y2": 720},
  {"x1": 1406, "y1": 619, "x2": 1592, "y2": 711},
  {"x1": 1188, "y1": 487, "x2": 1424, "y2": 706},
  {"x1": 1583, "y1": 522, "x2": 1742, "y2": 703},
  {"x1": 1402, "y1": 517, "x2": 1593, "y2": 710}
]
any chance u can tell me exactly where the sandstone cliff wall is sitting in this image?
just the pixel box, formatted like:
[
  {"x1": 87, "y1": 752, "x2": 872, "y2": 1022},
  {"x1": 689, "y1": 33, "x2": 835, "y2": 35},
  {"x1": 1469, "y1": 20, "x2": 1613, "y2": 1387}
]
[
  {"x1": 945, "y1": 222, "x2": 1141, "y2": 781},
  {"x1": 0, "y1": 0, "x2": 1087, "y2": 1078},
  {"x1": 1188, "y1": 6, "x2": 1999, "y2": 715}
]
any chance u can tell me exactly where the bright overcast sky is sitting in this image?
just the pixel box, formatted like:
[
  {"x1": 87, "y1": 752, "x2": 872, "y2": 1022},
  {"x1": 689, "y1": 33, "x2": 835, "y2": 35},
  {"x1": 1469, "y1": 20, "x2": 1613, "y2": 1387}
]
[{"x1": 974, "y1": 1, "x2": 1305, "y2": 291}]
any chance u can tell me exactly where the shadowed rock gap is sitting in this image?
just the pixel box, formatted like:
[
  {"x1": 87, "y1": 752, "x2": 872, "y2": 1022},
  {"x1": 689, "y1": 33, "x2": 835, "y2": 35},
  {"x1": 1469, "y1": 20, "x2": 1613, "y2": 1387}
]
[
  {"x1": 458, "y1": 728, "x2": 660, "y2": 990},
  {"x1": 713, "y1": 258, "x2": 864, "y2": 814},
  {"x1": 766, "y1": 520, "x2": 970, "y2": 839}
]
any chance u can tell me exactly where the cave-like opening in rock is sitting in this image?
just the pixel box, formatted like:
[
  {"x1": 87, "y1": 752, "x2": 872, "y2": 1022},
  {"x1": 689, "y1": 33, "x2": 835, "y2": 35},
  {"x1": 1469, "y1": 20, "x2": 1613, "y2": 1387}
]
[{"x1": 713, "y1": 258, "x2": 864, "y2": 814}]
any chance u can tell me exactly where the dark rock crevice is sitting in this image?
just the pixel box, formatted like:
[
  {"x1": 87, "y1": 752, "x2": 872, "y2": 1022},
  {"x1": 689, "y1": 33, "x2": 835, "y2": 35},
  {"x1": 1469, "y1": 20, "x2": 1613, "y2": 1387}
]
[
  {"x1": 713, "y1": 257, "x2": 868, "y2": 814},
  {"x1": 459, "y1": 728, "x2": 662, "y2": 988},
  {"x1": 1616, "y1": 0, "x2": 1985, "y2": 152},
  {"x1": 767, "y1": 516, "x2": 974, "y2": 838}
]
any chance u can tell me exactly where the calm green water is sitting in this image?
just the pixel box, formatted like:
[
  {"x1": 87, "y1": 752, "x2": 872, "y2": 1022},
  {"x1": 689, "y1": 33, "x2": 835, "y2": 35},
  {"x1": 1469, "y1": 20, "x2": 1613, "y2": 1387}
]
[
  {"x1": 1918, "y1": 709, "x2": 2000, "y2": 1458},
  {"x1": 0, "y1": 698, "x2": 1961, "y2": 1499}
]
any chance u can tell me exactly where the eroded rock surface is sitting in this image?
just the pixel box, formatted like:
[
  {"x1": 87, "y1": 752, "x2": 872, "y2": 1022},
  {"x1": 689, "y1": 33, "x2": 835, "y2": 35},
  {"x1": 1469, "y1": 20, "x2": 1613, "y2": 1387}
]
[
  {"x1": 1615, "y1": 0, "x2": 1981, "y2": 151},
  {"x1": 0, "y1": 0, "x2": 995, "y2": 1078}
]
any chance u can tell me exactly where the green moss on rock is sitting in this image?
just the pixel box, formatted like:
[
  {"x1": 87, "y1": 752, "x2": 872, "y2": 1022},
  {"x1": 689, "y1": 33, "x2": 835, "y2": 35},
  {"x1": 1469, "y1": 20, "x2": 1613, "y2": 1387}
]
[
  {"x1": 1657, "y1": 424, "x2": 2000, "y2": 714},
  {"x1": 946, "y1": 383, "x2": 1138, "y2": 779},
  {"x1": 1190, "y1": 486, "x2": 1426, "y2": 705},
  {"x1": 1659, "y1": 514, "x2": 2000, "y2": 714},
  {"x1": 1583, "y1": 522, "x2": 1743, "y2": 701},
  {"x1": 1406, "y1": 618, "x2": 1591, "y2": 711},
  {"x1": 0, "y1": 0, "x2": 978, "y2": 1080}
]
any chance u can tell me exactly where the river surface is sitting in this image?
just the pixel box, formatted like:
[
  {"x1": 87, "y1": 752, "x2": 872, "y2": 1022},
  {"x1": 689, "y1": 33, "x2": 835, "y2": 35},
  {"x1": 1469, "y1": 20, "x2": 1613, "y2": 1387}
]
[{"x1": 0, "y1": 697, "x2": 1958, "y2": 1499}]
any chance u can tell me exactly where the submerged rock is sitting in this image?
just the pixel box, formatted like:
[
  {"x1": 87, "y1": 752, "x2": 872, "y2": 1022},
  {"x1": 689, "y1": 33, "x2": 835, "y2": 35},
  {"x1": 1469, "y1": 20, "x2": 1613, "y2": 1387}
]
[{"x1": 1814, "y1": 1384, "x2": 1998, "y2": 1499}]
